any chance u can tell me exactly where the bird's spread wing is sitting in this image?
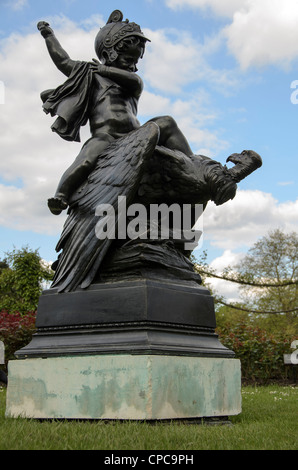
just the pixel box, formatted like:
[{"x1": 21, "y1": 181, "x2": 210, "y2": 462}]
[
  {"x1": 51, "y1": 122, "x2": 159, "y2": 292},
  {"x1": 137, "y1": 146, "x2": 216, "y2": 205}
]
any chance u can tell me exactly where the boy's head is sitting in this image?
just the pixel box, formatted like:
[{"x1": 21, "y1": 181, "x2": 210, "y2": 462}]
[
  {"x1": 95, "y1": 10, "x2": 150, "y2": 70},
  {"x1": 109, "y1": 36, "x2": 146, "y2": 71}
]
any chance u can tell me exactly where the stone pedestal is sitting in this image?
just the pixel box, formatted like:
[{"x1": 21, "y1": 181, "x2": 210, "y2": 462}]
[
  {"x1": 6, "y1": 354, "x2": 241, "y2": 420},
  {"x1": 6, "y1": 277, "x2": 241, "y2": 420}
]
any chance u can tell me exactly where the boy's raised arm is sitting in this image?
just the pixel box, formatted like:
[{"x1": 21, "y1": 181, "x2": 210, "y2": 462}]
[{"x1": 37, "y1": 21, "x2": 76, "y2": 77}]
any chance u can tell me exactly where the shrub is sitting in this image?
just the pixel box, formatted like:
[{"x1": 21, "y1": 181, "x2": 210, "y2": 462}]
[
  {"x1": 217, "y1": 322, "x2": 296, "y2": 384},
  {"x1": 0, "y1": 310, "x2": 36, "y2": 371},
  {"x1": 0, "y1": 247, "x2": 53, "y2": 314}
]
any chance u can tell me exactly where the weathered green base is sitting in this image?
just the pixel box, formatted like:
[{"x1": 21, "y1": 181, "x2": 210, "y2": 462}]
[{"x1": 6, "y1": 355, "x2": 241, "y2": 420}]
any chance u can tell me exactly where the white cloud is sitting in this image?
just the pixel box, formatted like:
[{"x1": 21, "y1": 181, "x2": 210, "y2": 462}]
[
  {"x1": 278, "y1": 181, "x2": 294, "y2": 186},
  {"x1": 224, "y1": 0, "x2": 298, "y2": 69},
  {"x1": 141, "y1": 27, "x2": 238, "y2": 94},
  {"x1": 166, "y1": 0, "x2": 298, "y2": 70},
  {"x1": 141, "y1": 29, "x2": 202, "y2": 94},
  {"x1": 202, "y1": 190, "x2": 298, "y2": 252},
  {"x1": 138, "y1": 90, "x2": 172, "y2": 116},
  {"x1": 165, "y1": 0, "x2": 248, "y2": 17},
  {"x1": 209, "y1": 249, "x2": 244, "y2": 272},
  {"x1": 197, "y1": 190, "x2": 298, "y2": 301},
  {"x1": 0, "y1": 183, "x2": 67, "y2": 235},
  {"x1": 191, "y1": 184, "x2": 298, "y2": 300},
  {"x1": 8, "y1": 0, "x2": 28, "y2": 10},
  {"x1": 205, "y1": 250, "x2": 245, "y2": 302},
  {"x1": 138, "y1": 90, "x2": 228, "y2": 155}
]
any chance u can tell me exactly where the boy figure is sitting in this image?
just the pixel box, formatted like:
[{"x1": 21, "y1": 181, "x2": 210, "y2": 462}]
[{"x1": 38, "y1": 10, "x2": 192, "y2": 215}]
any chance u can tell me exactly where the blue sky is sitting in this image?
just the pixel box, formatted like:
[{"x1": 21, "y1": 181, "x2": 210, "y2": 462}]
[{"x1": 1, "y1": 0, "x2": 298, "y2": 298}]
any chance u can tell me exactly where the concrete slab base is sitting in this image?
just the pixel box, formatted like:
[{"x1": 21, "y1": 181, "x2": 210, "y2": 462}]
[{"x1": 6, "y1": 355, "x2": 241, "y2": 420}]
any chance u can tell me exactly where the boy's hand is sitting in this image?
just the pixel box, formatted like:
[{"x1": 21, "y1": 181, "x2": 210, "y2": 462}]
[
  {"x1": 91, "y1": 59, "x2": 109, "y2": 76},
  {"x1": 37, "y1": 21, "x2": 54, "y2": 38}
]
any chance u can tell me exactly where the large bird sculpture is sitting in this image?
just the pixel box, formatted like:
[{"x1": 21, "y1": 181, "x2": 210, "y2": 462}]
[{"x1": 51, "y1": 122, "x2": 262, "y2": 293}]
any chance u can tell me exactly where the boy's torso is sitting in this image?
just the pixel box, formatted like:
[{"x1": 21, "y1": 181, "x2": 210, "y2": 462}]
[{"x1": 89, "y1": 74, "x2": 140, "y2": 138}]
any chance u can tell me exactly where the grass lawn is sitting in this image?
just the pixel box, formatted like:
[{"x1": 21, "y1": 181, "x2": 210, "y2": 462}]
[{"x1": 0, "y1": 384, "x2": 297, "y2": 450}]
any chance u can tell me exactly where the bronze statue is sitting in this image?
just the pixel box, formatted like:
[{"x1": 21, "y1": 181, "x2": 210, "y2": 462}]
[
  {"x1": 37, "y1": 10, "x2": 262, "y2": 293},
  {"x1": 38, "y1": 10, "x2": 192, "y2": 215}
]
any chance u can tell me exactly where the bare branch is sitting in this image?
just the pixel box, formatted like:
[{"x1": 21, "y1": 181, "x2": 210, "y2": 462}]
[
  {"x1": 215, "y1": 298, "x2": 298, "y2": 315},
  {"x1": 197, "y1": 267, "x2": 298, "y2": 288}
]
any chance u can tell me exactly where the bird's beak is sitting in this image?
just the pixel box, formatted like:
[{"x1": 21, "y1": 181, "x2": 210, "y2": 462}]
[{"x1": 226, "y1": 153, "x2": 239, "y2": 163}]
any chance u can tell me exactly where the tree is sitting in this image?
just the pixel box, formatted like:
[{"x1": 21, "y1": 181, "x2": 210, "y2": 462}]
[
  {"x1": 236, "y1": 228, "x2": 297, "y2": 301},
  {"x1": 195, "y1": 229, "x2": 298, "y2": 335},
  {"x1": 0, "y1": 247, "x2": 54, "y2": 314},
  {"x1": 0, "y1": 260, "x2": 8, "y2": 272},
  {"x1": 235, "y1": 229, "x2": 297, "y2": 334}
]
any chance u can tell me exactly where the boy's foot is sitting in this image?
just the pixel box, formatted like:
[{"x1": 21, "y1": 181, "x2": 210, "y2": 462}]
[{"x1": 48, "y1": 196, "x2": 68, "y2": 215}]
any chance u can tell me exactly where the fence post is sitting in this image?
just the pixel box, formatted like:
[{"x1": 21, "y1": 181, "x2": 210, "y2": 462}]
[
  {"x1": 0, "y1": 341, "x2": 4, "y2": 365},
  {"x1": 0, "y1": 341, "x2": 8, "y2": 385}
]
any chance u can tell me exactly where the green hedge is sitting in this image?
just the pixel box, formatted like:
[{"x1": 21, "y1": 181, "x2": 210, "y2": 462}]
[
  {"x1": 217, "y1": 323, "x2": 296, "y2": 384},
  {"x1": 0, "y1": 311, "x2": 296, "y2": 383},
  {"x1": 0, "y1": 311, "x2": 36, "y2": 371}
]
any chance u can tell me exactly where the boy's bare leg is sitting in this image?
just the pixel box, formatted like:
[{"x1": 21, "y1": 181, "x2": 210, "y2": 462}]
[
  {"x1": 148, "y1": 116, "x2": 192, "y2": 157},
  {"x1": 48, "y1": 136, "x2": 113, "y2": 215}
]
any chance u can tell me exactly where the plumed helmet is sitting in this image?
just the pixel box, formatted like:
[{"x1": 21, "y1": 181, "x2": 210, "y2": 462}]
[{"x1": 95, "y1": 10, "x2": 150, "y2": 63}]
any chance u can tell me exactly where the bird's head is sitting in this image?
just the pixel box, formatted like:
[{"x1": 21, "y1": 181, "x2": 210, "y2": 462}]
[{"x1": 227, "y1": 150, "x2": 262, "y2": 168}]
